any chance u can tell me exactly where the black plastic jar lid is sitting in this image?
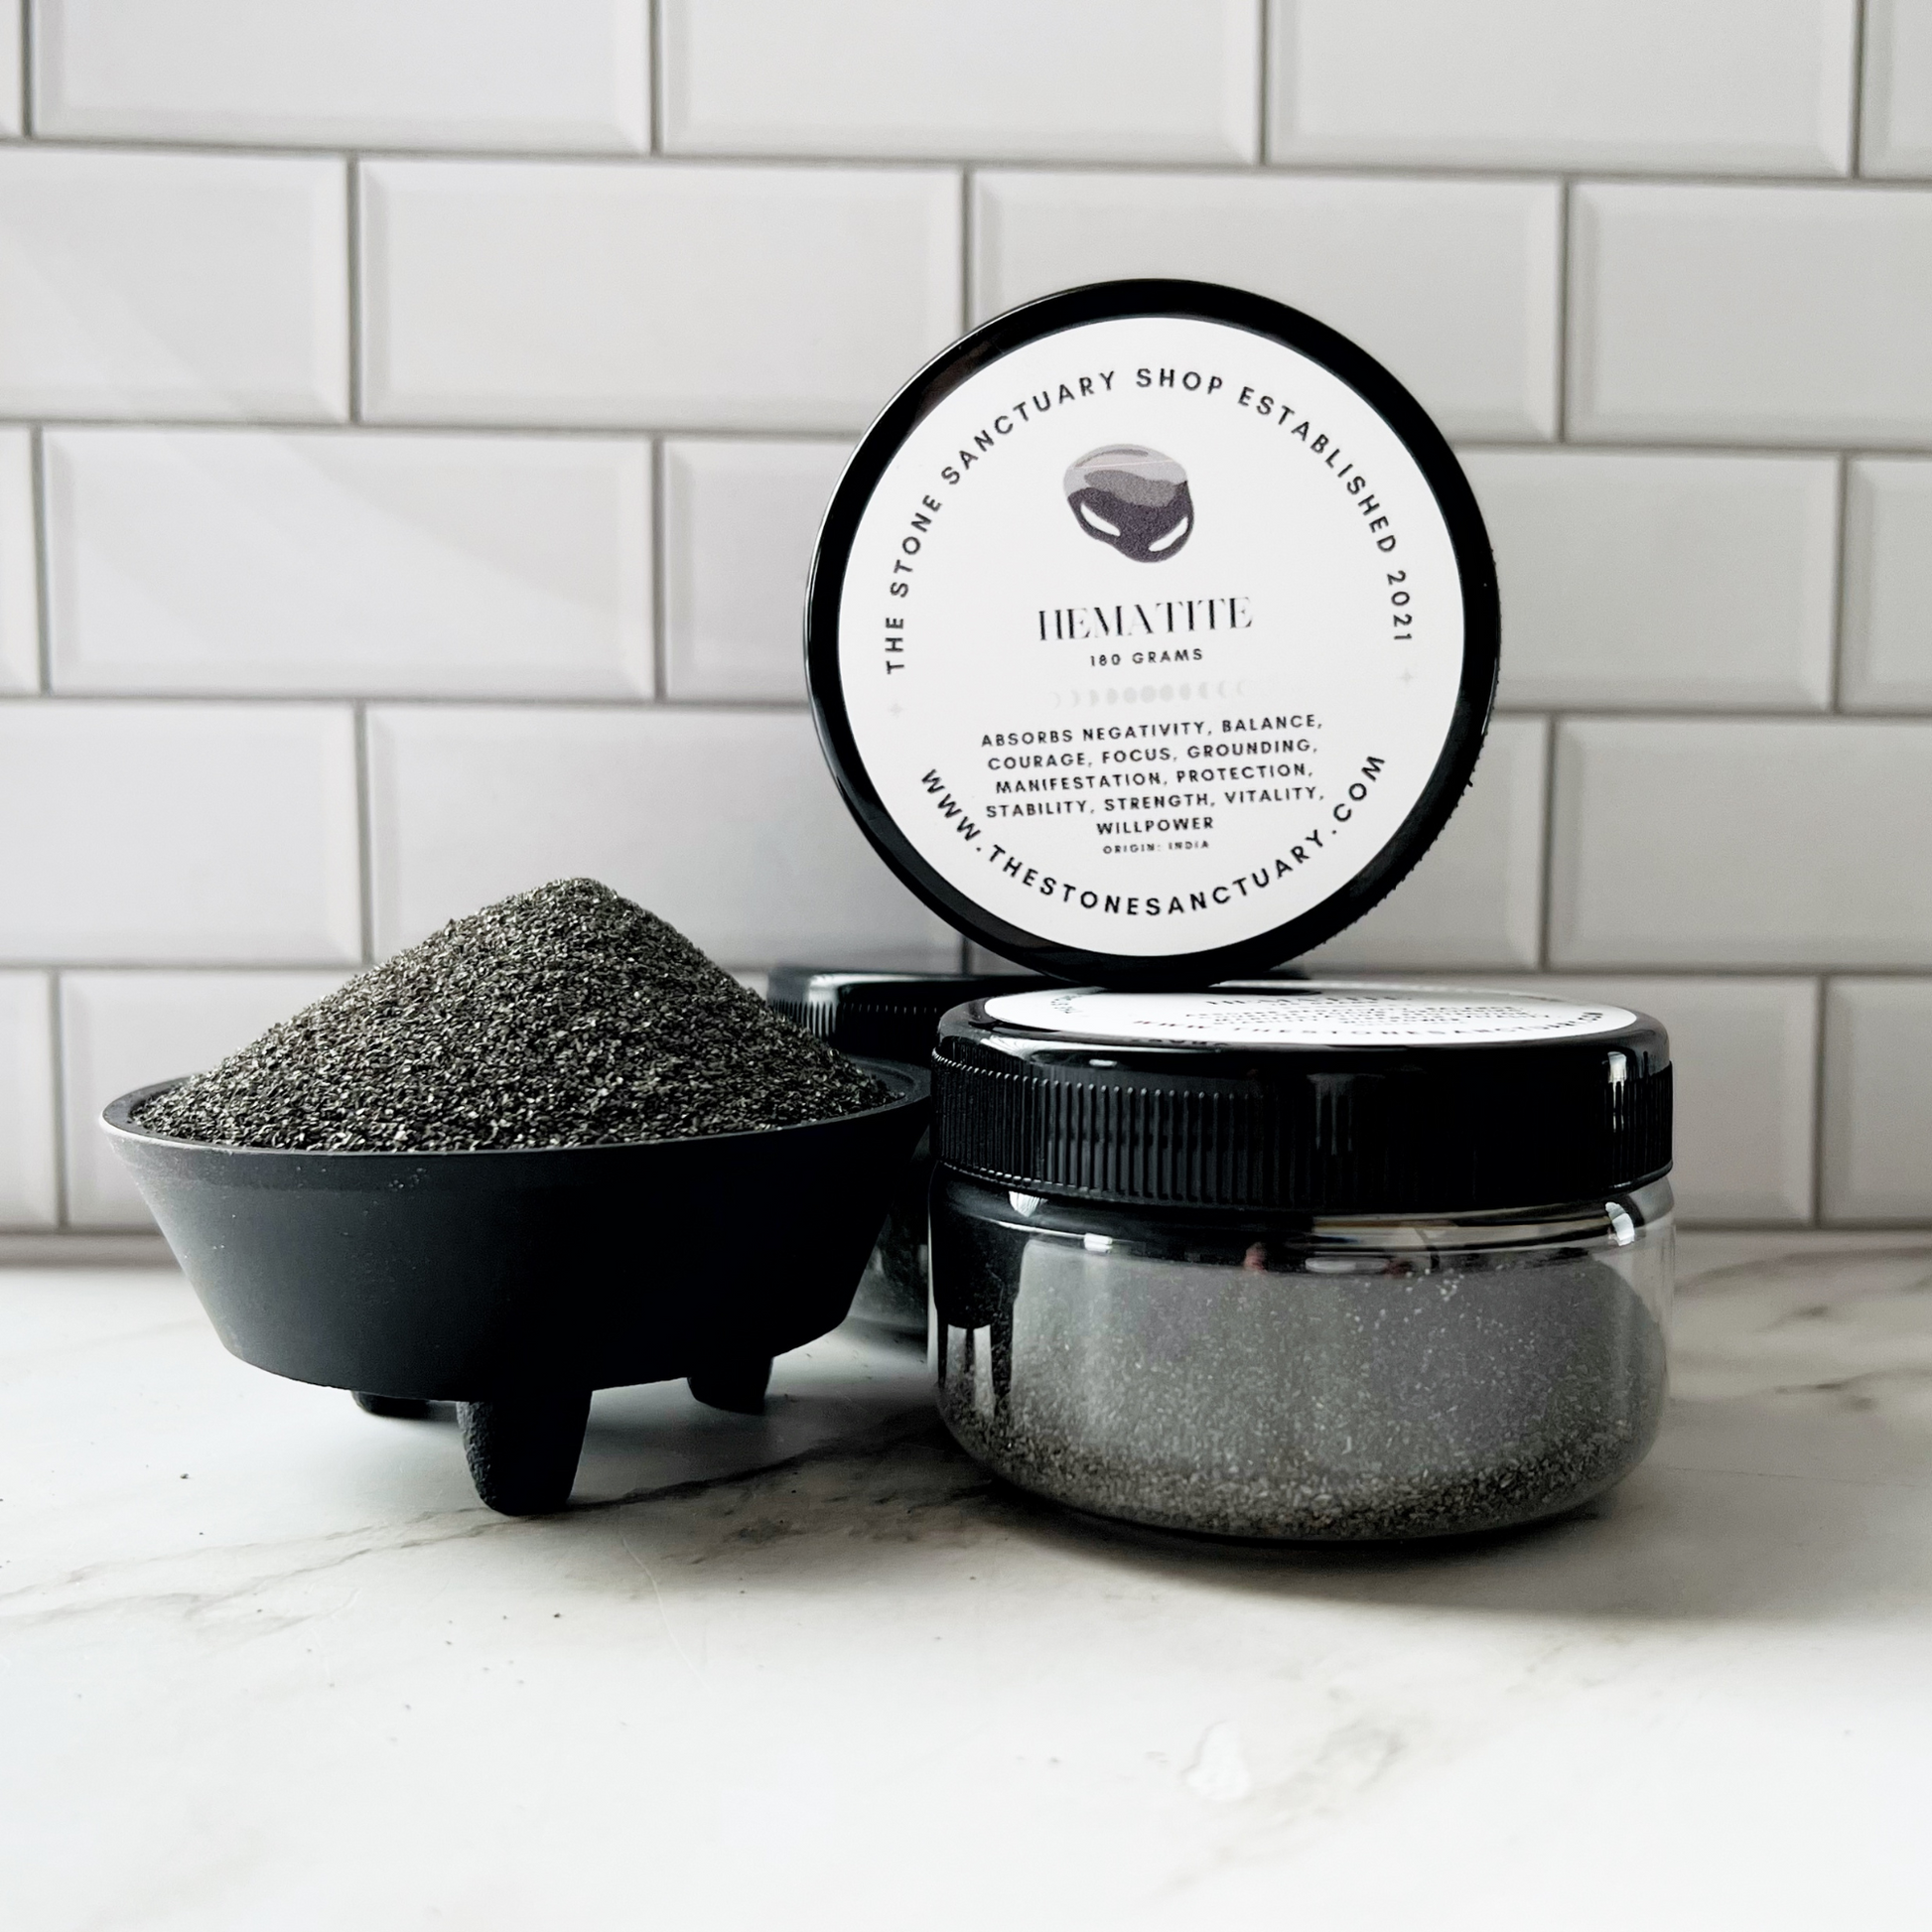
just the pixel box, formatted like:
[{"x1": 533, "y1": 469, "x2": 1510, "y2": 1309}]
[
  {"x1": 805, "y1": 279, "x2": 1499, "y2": 990},
  {"x1": 765, "y1": 968, "x2": 1055, "y2": 1063},
  {"x1": 766, "y1": 963, "x2": 1309, "y2": 1063},
  {"x1": 932, "y1": 984, "x2": 1672, "y2": 1216}
]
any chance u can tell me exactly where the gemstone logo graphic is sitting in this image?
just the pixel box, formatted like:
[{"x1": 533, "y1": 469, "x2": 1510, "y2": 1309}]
[{"x1": 1063, "y1": 445, "x2": 1193, "y2": 563}]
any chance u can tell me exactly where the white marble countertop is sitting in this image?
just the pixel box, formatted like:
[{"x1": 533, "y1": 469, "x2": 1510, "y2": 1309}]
[{"x1": 5, "y1": 1233, "x2": 1931, "y2": 1930}]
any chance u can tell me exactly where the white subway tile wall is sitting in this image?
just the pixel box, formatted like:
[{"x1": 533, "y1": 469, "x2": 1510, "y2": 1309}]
[
  {"x1": 0, "y1": 702, "x2": 362, "y2": 964},
  {"x1": 45, "y1": 430, "x2": 653, "y2": 697},
  {"x1": 1552, "y1": 719, "x2": 1932, "y2": 969},
  {"x1": 661, "y1": 0, "x2": 1259, "y2": 164},
  {"x1": 0, "y1": 3, "x2": 1923, "y2": 1234},
  {"x1": 0, "y1": 17, "x2": 17, "y2": 139},
  {"x1": 0, "y1": 974, "x2": 58, "y2": 1228},
  {"x1": 1467, "y1": 450, "x2": 1839, "y2": 711},
  {"x1": 60, "y1": 970, "x2": 352, "y2": 1227},
  {"x1": 1842, "y1": 459, "x2": 1932, "y2": 709},
  {"x1": 1823, "y1": 979, "x2": 1932, "y2": 1220},
  {"x1": 0, "y1": 430, "x2": 37, "y2": 693},
  {"x1": 366, "y1": 706, "x2": 959, "y2": 966},
  {"x1": 359, "y1": 160, "x2": 962, "y2": 430},
  {"x1": 1570, "y1": 183, "x2": 1932, "y2": 446},
  {"x1": 1269, "y1": 0, "x2": 1858, "y2": 176},
  {"x1": 1468, "y1": 976, "x2": 1821, "y2": 1224},
  {"x1": 974, "y1": 172, "x2": 1561, "y2": 441},
  {"x1": 1306, "y1": 716, "x2": 1546, "y2": 971},
  {"x1": 661, "y1": 438, "x2": 849, "y2": 702},
  {"x1": 1553, "y1": 978, "x2": 1822, "y2": 1225},
  {"x1": 1863, "y1": 0, "x2": 1932, "y2": 176},
  {"x1": 0, "y1": 148, "x2": 348, "y2": 421},
  {"x1": 34, "y1": 0, "x2": 651, "y2": 153}
]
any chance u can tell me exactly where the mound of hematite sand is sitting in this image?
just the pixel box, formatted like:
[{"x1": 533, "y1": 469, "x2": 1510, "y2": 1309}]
[{"x1": 134, "y1": 879, "x2": 886, "y2": 1152}]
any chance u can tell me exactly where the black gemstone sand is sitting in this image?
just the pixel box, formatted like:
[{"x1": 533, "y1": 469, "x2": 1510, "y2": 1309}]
[
  {"x1": 134, "y1": 879, "x2": 886, "y2": 1152},
  {"x1": 935, "y1": 1222, "x2": 1667, "y2": 1541}
]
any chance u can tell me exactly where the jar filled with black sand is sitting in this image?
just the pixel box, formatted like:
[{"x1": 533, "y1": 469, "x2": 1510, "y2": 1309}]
[
  {"x1": 928, "y1": 985, "x2": 1673, "y2": 1542},
  {"x1": 789, "y1": 281, "x2": 1671, "y2": 1540}
]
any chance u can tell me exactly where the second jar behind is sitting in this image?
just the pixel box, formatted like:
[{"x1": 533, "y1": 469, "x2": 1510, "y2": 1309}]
[{"x1": 765, "y1": 968, "x2": 1051, "y2": 1335}]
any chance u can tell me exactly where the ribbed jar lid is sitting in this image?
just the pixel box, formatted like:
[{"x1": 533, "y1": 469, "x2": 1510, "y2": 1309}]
[
  {"x1": 766, "y1": 968, "x2": 1055, "y2": 1064},
  {"x1": 932, "y1": 984, "x2": 1671, "y2": 1215}
]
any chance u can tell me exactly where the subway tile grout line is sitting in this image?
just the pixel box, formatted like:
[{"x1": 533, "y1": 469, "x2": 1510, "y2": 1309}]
[
  {"x1": 9, "y1": 130, "x2": 1932, "y2": 191},
  {"x1": 13, "y1": 961, "x2": 366, "y2": 975},
  {"x1": 0, "y1": 691, "x2": 810, "y2": 712},
  {"x1": 647, "y1": 0, "x2": 662, "y2": 155},
  {"x1": 1483, "y1": 704, "x2": 1932, "y2": 725},
  {"x1": 0, "y1": 417, "x2": 858, "y2": 444},
  {"x1": 1452, "y1": 439, "x2": 1898, "y2": 461},
  {"x1": 13, "y1": 691, "x2": 1932, "y2": 721},
  {"x1": 1254, "y1": 0, "x2": 1272, "y2": 166},
  {"x1": 1851, "y1": 0, "x2": 1870, "y2": 177},
  {"x1": 649, "y1": 437, "x2": 667, "y2": 700},
  {"x1": 1537, "y1": 714, "x2": 1561, "y2": 969},
  {"x1": 1368, "y1": 966, "x2": 1910, "y2": 987},
  {"x1": 1250, "y1": 157, "x2": 1926, "y2": 192},
  {"x1": 959, "y1": 167, "x2": 973, "y2": 332},
  {"x1": 1490, "y1": 701, "x2": 1863, "y2": 720},
  {"x1": 28, "y1": 425, "x2": 50, "y2": 692},
  {"x1": 344, "y1": 156, "x2": 362, "y2": 423},
  {"x1": 17, "y1": 0, "x2": 31, "y2": 137},
  {"x1": 7, "y1": 417, "x2": 1932, "y2": 465},
  {"x1": 0, "y1": 1230, "x2": 174, "y2": 1257},
  {"x1": 351, "y1": 704, "x2": 374, "y2": 964},
  {"x1": 1831, "y1": 452, "x2": 1853, "y2": 710},
  {"x1": 46, "y1": 971, "x2": 68, "y2": 1229},
  {"x1": 1811, "y1": 973, "x2": 1833, "y2": 1227},
  {"x1": 1554, "y1": 178, "x2": 1573, "y2": 441},
  {"x1": 1513, "y1": 963, "x2": 1932, "y2": 981},
  {"x1": 0, "y1": 692, "x2": 677, "y2": 710}
]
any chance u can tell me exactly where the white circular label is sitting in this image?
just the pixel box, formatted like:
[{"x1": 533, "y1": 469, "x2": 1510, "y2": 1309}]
[
  {"x1": 836, "y1": 312, "x2": 1467, "y2": 957},
  {"x1": 982, "y1": 985, "x2": 1640, "y2": 1046}
]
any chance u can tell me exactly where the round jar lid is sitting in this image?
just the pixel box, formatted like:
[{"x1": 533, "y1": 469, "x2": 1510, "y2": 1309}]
[
  {"x1": 806, "y1": 279, "x2": 1499, "y2": 988},
  {"x1": 932, "y1": 984, "x2": 1672, "y2": 1215},
  {"x1": 765, "y1": 967, "x2": 1055, "y2": 1063},
  {"x1": 766, "y1": 962, "x2": 1309, "y2": 1063}
]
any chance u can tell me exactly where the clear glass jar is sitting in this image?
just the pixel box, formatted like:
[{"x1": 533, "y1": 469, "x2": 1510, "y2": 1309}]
[
  {"x1": 929, "y1": 984, "x2": 1677, "y2": 1542},
  {"x1": 932, "y1": 1175, "x2": 1672, "y2": 1541}
]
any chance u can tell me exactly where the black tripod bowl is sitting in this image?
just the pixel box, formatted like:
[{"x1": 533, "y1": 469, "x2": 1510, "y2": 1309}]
[{"x1": 101, "y1": 1059, "x2": 929, "y2": 1516}]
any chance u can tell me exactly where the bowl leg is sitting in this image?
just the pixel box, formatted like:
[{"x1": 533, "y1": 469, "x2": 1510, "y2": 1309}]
[
  {"x1": 687, "y1": 1354, "x2": 773, "y2": 1416},
  {"x1": 458, "y1": 1392, "x2": 592, "y2": 1516},
  {"x1": 352, "y1": 1391, "x2": 433, "y2": 1421}
]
